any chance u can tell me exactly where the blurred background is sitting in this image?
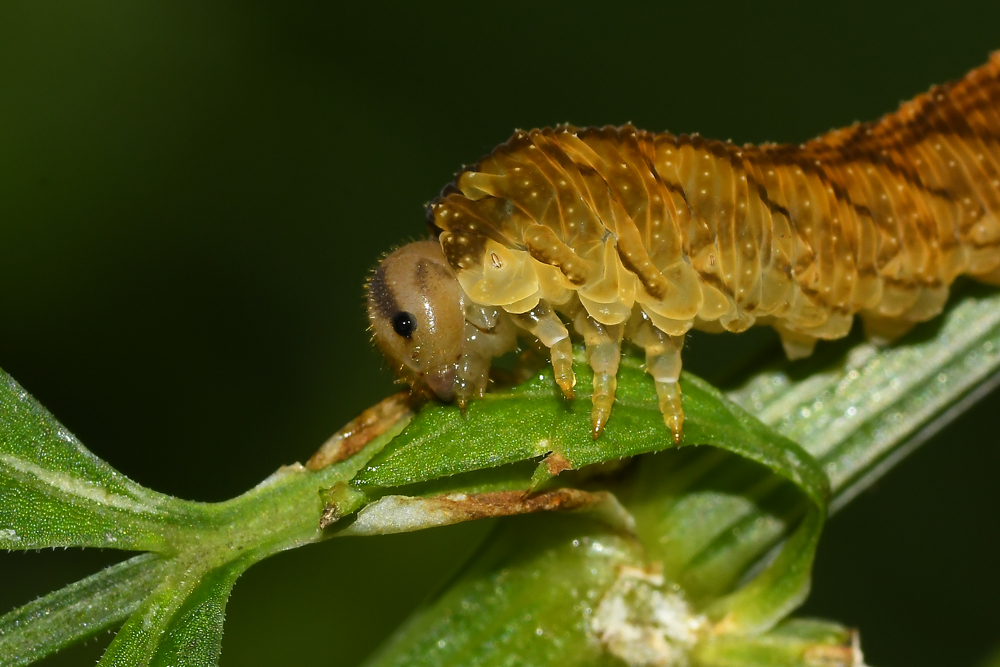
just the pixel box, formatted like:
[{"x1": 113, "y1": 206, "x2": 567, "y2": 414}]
[{"x1": 1, "y1": 2, "x2": 999, "y2": 665}]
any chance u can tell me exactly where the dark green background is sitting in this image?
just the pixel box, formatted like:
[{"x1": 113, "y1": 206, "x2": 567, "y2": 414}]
[{"x1": 1, "y1": 2, "x2": 999, "y2": 665}]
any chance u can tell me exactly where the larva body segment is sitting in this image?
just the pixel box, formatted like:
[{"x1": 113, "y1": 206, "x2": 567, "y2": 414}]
[{"x1": 369, "y1": 53, "x2": 1000, "y2": 441}]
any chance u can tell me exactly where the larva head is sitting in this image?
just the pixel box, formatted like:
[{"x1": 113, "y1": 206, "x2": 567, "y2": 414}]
[{"x1": 366, "y1": 240, "x2": 466, "y2": 401}]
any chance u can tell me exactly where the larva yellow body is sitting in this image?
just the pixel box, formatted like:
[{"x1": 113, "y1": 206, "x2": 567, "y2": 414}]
[{"x1": 368, "y1": 53, "x2": 1000, "y2": 441}]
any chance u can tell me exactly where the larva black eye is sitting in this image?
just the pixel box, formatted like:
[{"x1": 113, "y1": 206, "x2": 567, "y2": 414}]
[{"x1": 392, "y1": 311, "x2": 417, "y2": 338}]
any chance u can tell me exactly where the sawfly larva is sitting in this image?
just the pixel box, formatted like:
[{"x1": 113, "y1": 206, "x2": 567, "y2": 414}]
[{"x1": 367, "y1": 52, "x2": 1000, "y2": 442}]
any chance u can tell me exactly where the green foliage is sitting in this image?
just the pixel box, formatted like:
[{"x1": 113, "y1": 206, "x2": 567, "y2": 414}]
[
  {"x1": 0, "y1": 370, "x2": 198, "y2": 552},
  {"x1": 2, "y1": 285, "x2": 1000, "y2": 666},
  {"x1": 361, "y1": 286, "x2": 1000, "y2": 667},
  {"x1": 0, "y1": 554, "x2": 168, "y2": 667},
  {"x1": 351, "y1": 357, "x2": 829, "y2": 639},
  {"x1": 354, "y1": 358, "x2": 828, "y2": 507},
  {"x1": 99, "y1": 559, "x2": 250, "y2": 667},
  {"x1": 0, "y1": 364, "x2": 399, "y2": 666}
]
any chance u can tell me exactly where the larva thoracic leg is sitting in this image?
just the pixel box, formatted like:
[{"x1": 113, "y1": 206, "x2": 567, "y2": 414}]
[
  {"x1": 629, "y1": 311, "x2": 685, "y2": 442},
  {"x1": 368, "y1": 52, "x2": 1000, "y2": 443},
  {"x1": 569, "y1": 305, "x2": 624, "y2": 438},
  {"x1": 456, "y1": 305, "x2": 517, "y2": 409},
  {"x1": 509, "y1": 302, "x2": 576, "y2": 399}
]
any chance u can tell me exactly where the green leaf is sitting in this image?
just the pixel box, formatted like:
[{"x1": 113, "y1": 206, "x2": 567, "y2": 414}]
[
  {"x1": 364, "y1": 515, "x2": 637, "y2": 667},
  {"x1": 732, "y1": 283, "x2": 1000, "y2": 508},
  {"x1": 353, "y1": 356, "x2": 828, "y2": 511},
  {"x1": 362, "y1": 488, "x2": 841, "y2": 667},
  {"x1": 0, "y1": 368, "x2": 209, "y2": 552},
  {"x1": 350, "y1": 353, "x2": 828, "y2": 635},
  {"x1": 0, "y1": 554, "x2": 170, "y2": 667},
  {"x1": 364, "y1": 505, "x2": 842, "y2": 667},
  {"x1": 692, "y1": 618, "x2": 862, "y2": 667},
  {"x1": 97, "y1": 557, "x2": 251, "y2": 667},
  {"x1": 706, "y1": 508, "x2": 824, "y2": 634},
  {"x1": 0, "y1": 378, "x2": 402, "y2": 667},
  {"x1": 86, "y1": 442, "x2": 398, "y2": 667}
]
